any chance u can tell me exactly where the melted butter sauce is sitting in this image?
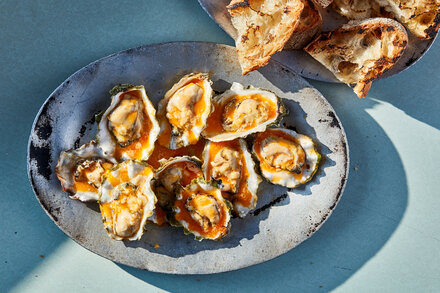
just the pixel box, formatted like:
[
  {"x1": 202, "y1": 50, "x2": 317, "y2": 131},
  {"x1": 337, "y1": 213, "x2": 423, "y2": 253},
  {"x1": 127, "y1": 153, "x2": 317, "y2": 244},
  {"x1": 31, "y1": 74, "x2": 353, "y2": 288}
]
[
  {"x1": 153, "y1": 206, "x2": 168, "y2": 226},
  {"x1": 147, "y1": 138, "x2": 206, "y2": 169},
  {"x1": 73, "y1": 181, "x2": 97, "y2": 193},
  {"x1": 204, "y1": 101, "x2": 224, "y2": 134}
]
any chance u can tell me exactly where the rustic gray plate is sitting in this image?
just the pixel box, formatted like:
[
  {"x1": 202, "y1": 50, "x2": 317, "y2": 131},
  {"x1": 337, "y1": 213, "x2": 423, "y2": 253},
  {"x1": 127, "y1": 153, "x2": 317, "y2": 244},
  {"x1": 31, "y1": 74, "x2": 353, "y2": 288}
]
[
  {"x1": 28, "y1": 42, "x2": 348, "y2": 274},
  {"x1": 198, "y1": 0, "x2": 437, "y2": 82}
]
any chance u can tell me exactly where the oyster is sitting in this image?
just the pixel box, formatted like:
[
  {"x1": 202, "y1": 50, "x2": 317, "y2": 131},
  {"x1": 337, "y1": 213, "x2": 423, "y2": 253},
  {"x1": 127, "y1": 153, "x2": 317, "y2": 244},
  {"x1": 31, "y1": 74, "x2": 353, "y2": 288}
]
[
  {"x1": 173, "y1": 179, "x2": 231, "y2": 241},
  {"x1": 202, "y1": 82, "x2": 285, "y2": 142},
  {"x1": 99, "y1": 160, "x2": 156, "y2": 241},
  {"x1": 203, "y1": 139, "x2": 261, "y2": 217},
  {"x1": 157, "y1": 73, "x2": 213, "y2": 149},
  {"x1": 97, "y1": 84, "x2": 160, "y2": 161},
  {"x1": 150, "y1": 156, "x2": 204, "y2": 224},
  {"x1": 55, "y1": 141, "x2": 115, "y2": 202},
  {"x1": 253, "y1": 128, "x2": 321, "y2": 188}
]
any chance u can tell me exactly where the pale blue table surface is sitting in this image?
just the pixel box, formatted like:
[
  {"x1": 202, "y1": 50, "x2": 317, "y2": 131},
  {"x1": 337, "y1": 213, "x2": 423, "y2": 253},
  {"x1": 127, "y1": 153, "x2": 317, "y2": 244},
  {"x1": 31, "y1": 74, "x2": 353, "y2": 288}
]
[{"x1": 1, "y1": 1, "x2": 439, "y2": 292}]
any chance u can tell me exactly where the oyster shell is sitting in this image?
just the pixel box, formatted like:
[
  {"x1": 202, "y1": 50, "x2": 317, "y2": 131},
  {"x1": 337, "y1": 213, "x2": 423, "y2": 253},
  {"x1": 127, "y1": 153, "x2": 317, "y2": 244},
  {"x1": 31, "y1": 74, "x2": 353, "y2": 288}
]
[
  {"x1": 253, "y1": 128, "x2": 321, "y2": 188},
  {"x1": 157, "y1": 73, "x2": 213, "y2": 149},
  {"x1": 55, "y1": 141, "x2": 115, "y2": 202},
  {"x1": 173, "y1": 179, "x2": 231, "y2": 241},
  {"x1": 202, "y1": 82, "x2": 285, "y2": 142},
  {"x1": 203, "y1": 139, "x2": 261, "y2": 217},
  {"x1": 99, "y1": 160, "x2": 156, "y2": 241},
  {"x1": 97, "y1": 85, "x2": 160, "y2": 161},
  {"x1": 150, "y1": 156, "x2": 204, "y2": 225}
]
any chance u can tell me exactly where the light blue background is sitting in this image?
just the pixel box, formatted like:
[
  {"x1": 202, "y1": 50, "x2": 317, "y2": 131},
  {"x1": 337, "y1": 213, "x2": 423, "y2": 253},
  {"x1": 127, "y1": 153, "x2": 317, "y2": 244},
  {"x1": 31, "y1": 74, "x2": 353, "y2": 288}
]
[{"x1": 1, "y1": 1, "x2": 439, "y2": 292}]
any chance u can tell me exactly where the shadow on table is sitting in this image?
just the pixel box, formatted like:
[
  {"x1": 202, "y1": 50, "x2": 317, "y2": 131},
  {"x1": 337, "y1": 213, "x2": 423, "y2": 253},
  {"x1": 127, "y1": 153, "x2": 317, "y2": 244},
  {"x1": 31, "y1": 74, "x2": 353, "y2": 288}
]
[
  {"x1": 119, "y1": 83, "x2": 409, "y2": 292},
  {"x1": 372, "y1": 39, "x2": 440, "y2": 130}
]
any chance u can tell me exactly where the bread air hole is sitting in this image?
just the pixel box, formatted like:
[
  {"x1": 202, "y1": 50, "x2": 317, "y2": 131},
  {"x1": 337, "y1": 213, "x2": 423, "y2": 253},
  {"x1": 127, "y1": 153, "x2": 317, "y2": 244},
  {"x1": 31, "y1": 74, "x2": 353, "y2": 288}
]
[
  {"x1": 361, "y1": 32, "x2": 378, "y2": 47},
  {"x1": 338, "y1": 61, "x2": 358, "y2": 77},
  {"x1": 418, "y1": 12, "x2": 435, "y2": 25},
  {"x1": 249, "y1": 0, "x2": 266, "y2": 11}
]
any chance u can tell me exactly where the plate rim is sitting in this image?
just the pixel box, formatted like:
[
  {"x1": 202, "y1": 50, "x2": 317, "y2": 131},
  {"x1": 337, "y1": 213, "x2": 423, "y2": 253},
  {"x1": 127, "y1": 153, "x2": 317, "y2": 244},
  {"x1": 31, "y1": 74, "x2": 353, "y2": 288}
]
[{"x1": 27, "y1": 41, "x2": 349, "y2": 274}]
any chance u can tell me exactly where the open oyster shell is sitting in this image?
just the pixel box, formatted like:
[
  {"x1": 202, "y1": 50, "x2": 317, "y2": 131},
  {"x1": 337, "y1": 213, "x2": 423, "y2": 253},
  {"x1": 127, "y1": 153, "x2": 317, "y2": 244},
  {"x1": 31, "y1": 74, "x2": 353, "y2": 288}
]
[
  {"x1": 55, "y1": 141, "x2": 115, "y2": 202},
  {"x1": 173, "y1": 178, "x2": 231, "y2": 241},
  {"x1": 157, "y1": 73, "x2": 213, "y2": 149},
  {"x1": 97, "y1": 85, "x2": 160, "y2": 161},
  {"x1": 253, "y1": 128, "x2": 321, "y2": 188},
  {"x1": 203, "y1": 139, "x2": 261, "y2": 217},
  {"x1": 150, "y1": 156, "x2": 204, "y2": 225},
  {"x1": 202, "y1": 82, "x2": 285, "y2": 142},
  {"x1": 99, "y1": 160, "x2": 156, "y2": 241}
]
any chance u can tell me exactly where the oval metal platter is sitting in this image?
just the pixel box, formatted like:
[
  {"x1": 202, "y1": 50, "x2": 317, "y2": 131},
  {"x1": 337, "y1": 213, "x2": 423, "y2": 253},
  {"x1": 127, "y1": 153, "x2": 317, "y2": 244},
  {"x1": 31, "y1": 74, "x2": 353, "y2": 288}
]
[
  {"x1": 198, "y1": 0, "x2": 437, "y2": 82},
  {"x1": 28, "y1": 42, "x2": 348, "y2": 274}
]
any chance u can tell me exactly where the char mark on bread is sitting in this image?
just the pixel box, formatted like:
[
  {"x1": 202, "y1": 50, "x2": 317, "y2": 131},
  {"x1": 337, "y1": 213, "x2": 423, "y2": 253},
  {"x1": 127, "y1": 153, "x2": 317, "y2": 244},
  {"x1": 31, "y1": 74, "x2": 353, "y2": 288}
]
[{"x1": 305, "y1": 18, "x2": 408, "y2": 98}]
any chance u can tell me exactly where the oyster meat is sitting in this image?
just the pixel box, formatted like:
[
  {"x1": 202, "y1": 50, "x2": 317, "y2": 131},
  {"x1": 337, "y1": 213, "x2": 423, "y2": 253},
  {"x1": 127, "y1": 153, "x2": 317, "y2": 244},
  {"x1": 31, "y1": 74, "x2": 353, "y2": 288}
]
[
  {"x1": 99, "y1": 160, "x2": 156, "y2": 241},
  {"x1": 157, "y1": 73, "x2": 213, "y2": 149},
  {"x1": 253, "y1": 128, "x2": 321, "y2": 188},
  {"x1": 173, "y1": 179, "x2": 231, "y2": 241},
  {"x1": 203, "y1": 82, "x2": 285, "y2": 141},
  {"x1": 97, "y1": 85, "x2": 160, "y2": 161},
  {"x1": 203, "y1": 139, "x2": 261, "y2": 217},
  {"x1": 55, "y1": 141, "x2": 115, "y2": 202}
]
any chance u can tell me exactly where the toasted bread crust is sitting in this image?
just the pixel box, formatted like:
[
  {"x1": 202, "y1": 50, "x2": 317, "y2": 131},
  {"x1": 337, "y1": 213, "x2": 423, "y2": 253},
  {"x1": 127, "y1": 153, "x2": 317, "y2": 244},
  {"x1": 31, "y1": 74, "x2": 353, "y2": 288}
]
[
  {"x1": 332, "y1": 0, "x2": 440, "y2": 39},
  {"x1": 312, "y1": 0, "x2": 333, "y2": 8},
  {"x1": 332, "y1": 0, "x2": 378, "y2": 20},
  {"x1": 305, "y1": 18, "x2": 408, "y2": 98},
  {"x1": 228, "y1": 0, "x2": 304, "y2": 74},
  {"x1": 284, "y1": 0, "x2": 323, "y2": 50}
]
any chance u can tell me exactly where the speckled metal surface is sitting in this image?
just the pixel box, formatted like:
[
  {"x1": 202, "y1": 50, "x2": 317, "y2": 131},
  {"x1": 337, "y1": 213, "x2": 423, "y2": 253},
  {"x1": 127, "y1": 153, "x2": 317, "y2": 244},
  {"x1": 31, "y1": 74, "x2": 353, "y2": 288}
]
[
  {"x1": 198, "y1": 0, "x2": 437, "y2": 82},
  {"x1": 27, "y1": 42, "x2": 348, "y2": 274}
]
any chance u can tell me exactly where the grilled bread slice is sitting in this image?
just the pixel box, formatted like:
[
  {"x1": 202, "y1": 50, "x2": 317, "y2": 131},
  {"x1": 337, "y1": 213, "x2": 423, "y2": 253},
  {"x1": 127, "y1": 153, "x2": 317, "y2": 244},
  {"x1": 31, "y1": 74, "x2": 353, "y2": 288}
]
[
  {"x1": 227, "y1": 0, "x2": 304, "y2": 74},
  {"x1": 305, "y1": 18, "x2": 408, "y2": 98},
  {"x1": 312, "y1": 0, "x2": 333, "y2": 7},
  {"x1": 332, "y1": 0, "x2": 379, "y2": 20},
  {"x1": 332, "y1": 0, "x2": 440, "y2": 39},
  {"x1": 284, "y1": 0, "x2": 323, "y2": 50}
]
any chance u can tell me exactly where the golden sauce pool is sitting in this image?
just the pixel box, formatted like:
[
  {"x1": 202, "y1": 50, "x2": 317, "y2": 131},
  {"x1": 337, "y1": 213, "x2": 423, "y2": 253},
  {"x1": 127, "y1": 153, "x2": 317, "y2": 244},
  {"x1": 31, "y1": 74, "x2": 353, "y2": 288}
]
[
  {"x1": 147, "y1": 138, "x2": 206, "y2": 169},
  {"x1": 152, "y1": 205, "x2": 168, "y2": 226}
]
